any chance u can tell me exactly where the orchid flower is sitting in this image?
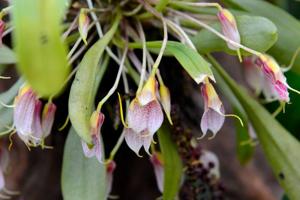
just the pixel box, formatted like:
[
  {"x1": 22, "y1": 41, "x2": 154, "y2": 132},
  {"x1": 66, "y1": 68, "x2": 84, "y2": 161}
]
[
  {"x1": 150, "y1": 152, "x2": 164, "y2": 193},
  {"x1": 217, "y1": 9, "x2": 241, "y2": 52},
  {"x1": 13, "y1": 85, "x2": 57, "y2": 147},
  {"x1": 200, "y1": 78, "x2": 225, "y2": 139},
  {"x1": 125, "y1": 76, "x2": 164, "y2": 156},
  {"x1": 255, "y1": 54, "x2": 290, "y2": 102},
  {"x1": 81, "y1": 110, "x2": 105, "y2": 163}
]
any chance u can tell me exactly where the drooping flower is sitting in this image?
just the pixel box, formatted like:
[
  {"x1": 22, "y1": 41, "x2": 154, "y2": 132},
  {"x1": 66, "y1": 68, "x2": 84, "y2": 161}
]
[
  {"x1": 78, "y1": 9, "x2": 90, "y2": 45},
  {"x1": 13, "y1": 85, "x2": 57, "y2": 147},
  {"x1": 0, "y1": 19, "x2": 5, "y2": 46},
  {"x1": 106, "y1": 160, "x2": 116, "y2": 198},
  {"x1": 217, "y1": 8, "x2": 241, "y2": 51},
  {"x1": 81, "y1": 111, "x2": 105, "y2": 163},
  {"x1": 125, "y1": 76, "x2": 164, "y2": 155},
  {"x1": 255, "y1": 54, "x2": 290, "y2": 102},
  {"x1": 200, "y1": 78, "x2": 225, "y2": 139},
  {"x1": 150, "y1": 152, "x2": 164, "y2": 193}
]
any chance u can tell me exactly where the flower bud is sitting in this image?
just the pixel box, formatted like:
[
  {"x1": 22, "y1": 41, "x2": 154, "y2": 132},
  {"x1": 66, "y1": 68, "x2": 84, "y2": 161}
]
[
  {"x1": 200, "y1": 78, "x2": 225, "y2": 139},
  {"x1": 159, "y1": 84, "x2": 173, "y2": 125},
  {"x1": 78, "y1": 9, "x2": 90, "y2": 45},
  {"x1": 106, "y1": 160, "x2": 116, "y2": 198},
  {"x1": 217, "y1": 8, "x2": 241, "y2": 51}
]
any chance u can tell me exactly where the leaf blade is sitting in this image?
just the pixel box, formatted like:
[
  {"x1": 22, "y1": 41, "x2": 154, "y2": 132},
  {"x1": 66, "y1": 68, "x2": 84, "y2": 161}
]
[
  {"x1": 12, "y1": 0, "x2": 70, "y2": 97},
  {"x1": 61, "y1": 128, "x2": 106, "y2": 200},
  {"x1": 158, "y1": 123, "x2": 183, "y2": 200}
]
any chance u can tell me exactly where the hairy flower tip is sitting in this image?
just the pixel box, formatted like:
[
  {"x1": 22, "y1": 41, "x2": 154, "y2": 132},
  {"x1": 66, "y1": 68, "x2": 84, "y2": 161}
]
[
  {"x1": 78, "y1": 9, "x2": 90, "y2": 45},
  {"x1": 255, "y1": 54, "x2": 290, "y2": 102},
  {"x1": 217, "y1": 8, "x2": 241, "y2": 51},
  {"x1": 150, "y1": 152, "x2": 164, "y2": 193},
  {"x1": 81, "y1": 111, "x2": 105, "y2": 163},
  {"x1": 159, "y1": 84, "x2": 173, "y2": 125},
  {"x1": 0, "y1": 19, "x2": 4, "y2": 46},
  {"x1": 106, "y1": 160, "x2": 116, "y2": 198},
  {"x1": 199, "y1": 150, "x2": 220, "y2": 182},
  {"x1": 127, "y1": 98, "x2": 163, "y2": 136},
  {"x1": 0, "y1": 147, "x2": 9, "y2": 190},
  {"x1": 200, "y1": 79, "x2": 225, "y2": 139},
  {"x1": 124, "y1": 128, "x2": 152, "y2": 156}
]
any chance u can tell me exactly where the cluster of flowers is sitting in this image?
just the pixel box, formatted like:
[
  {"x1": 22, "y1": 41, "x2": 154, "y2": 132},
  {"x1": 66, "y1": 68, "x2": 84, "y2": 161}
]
[{"x1": 0, "y1": 3, "x2": 297, "y2": 198}]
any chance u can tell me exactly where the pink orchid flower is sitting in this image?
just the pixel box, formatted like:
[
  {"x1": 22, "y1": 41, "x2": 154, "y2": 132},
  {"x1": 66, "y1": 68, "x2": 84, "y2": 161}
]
[
  {"x1": 125, "y1": 76, "x2": 164, "y2": 156},
  {"x1": 200, "y1": 78, "x2": 225, "y2": 139},
  {"x1": 81, "y1": 111, "x2": 105, "y2": 163},
  {"x1": 13, "y1": 85, "x2": 56, "y2": 147},
  {"x1": 255, "y1": 54, "x2": 290, "y2": 102},
  {"x1": 217, "y1": 8, "x2": 241, "y2": 51}
]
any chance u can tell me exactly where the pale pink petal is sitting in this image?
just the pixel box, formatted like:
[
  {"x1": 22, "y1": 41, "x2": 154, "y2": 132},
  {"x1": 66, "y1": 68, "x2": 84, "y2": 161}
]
[
  {"x1": 200, "y1": 106, "x2": 225, "y2": 138},
  {"x1": 41, "y1": 102, "x2": 57, "y2": 138},
  {"x1": 14, "y1": 90, "x2": 36, "y2": 136},
  {"x1": 127, "y1": 99, "x2": 147, "y2": 133},
  {"x1": 217, "y1": 10, "x2": 240, "y2": 50},
  {"x1": 243, "y1": 57, "x2": 263, "y2": 92},
  {"x1": 81, "y1": 140, "x2": 95, "y2": 158},
  {"x1": 142, "y1": 132, "x2": 153, "y2": 156},
  {"x1": 81, "y1": 134, "x2": 103, "y2": 163},
  {"x1": 30, "y1": 99, "x2": 43, "y2": 145},
  {"x1": 146, "y1": 101, "x2": 164, "y2": 135},
  {"x1": 106, "y1": 161, "x2": 116, "y2": 198},
  {"x1": 124, "y1": 128, "x2": 143, "y2": 156},
  {"x1": 274, "y1": 80, "x2": 289, "y2": 102},
  {"x1": 150, "y1": 153, "x2": 164, "y2": 193}
]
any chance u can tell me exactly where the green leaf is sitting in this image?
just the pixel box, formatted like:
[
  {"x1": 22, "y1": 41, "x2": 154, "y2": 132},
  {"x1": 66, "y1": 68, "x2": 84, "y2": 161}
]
[
  {"x1": 0, "y1": 79, "x2": 23, "y2": 133},
  {"x1": 12, "y1": 0, "x2": 70, "y2": 97},
  {"x1": 192, "y1": 15, "x2": 278, "y2": 56},
  {"x1": 68, "y1": 15, "x2": 120, "y2": 144},
  {"x1": 61, "y1": 128, "x2": 106, "y2": 200},
  {"x1": 158, "y1": 123, "x2": 183, "y2": 200},
  {"x1": 222, "y1": 0, "x2": 300, "y2": 74},
  {"x1": 208, "y1": 54, "x2": 300, "y2": 200},
  {"x1": 0, "y1": 45, "x2": 17, "y2": 64},
  {"x1": 130, "y1": 41, "x2": 214, "y2": 84}
]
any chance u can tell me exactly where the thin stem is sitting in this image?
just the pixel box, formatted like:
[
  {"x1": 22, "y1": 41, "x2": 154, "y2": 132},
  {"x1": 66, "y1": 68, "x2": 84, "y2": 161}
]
[
  {"x1": 86, "y1": 0, "x2": 121, "y2": 63},
  {"x1": 151, "y1": 16, "x2": 168, "y2": 76},
  {"x1": 136, "y1": 21, "x2": 147, "y2": 94},
  {"x1": 165, "y1": 18, "x2": 196, "y2": 49},
  {"x1": 97, "y1": 46, "x2": 128, "y2": 111},
  {"x1": 170, "y1": 1, "x2": 222, "y2": 11},
  {"x1": 172, "y1": 10, "x2": 261, "y2": 56}
]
